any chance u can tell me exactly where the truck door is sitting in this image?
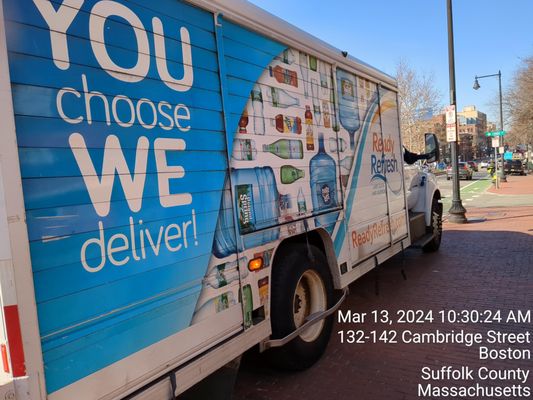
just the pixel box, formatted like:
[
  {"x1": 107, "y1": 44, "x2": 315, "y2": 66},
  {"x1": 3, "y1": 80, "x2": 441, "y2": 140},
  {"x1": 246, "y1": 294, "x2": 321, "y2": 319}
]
[
  {"x1": 335, "y1": 69, "x2": 392, "y2": 264},
  {"x1": 377, "y1": 87, "x2": 409, "y2": 243}
]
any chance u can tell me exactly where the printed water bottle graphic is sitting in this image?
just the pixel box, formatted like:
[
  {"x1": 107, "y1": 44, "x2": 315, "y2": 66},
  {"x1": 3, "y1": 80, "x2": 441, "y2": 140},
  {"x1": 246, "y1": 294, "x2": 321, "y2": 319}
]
[
  {"x1": 232, "y1": 139, "x2": 257, "y2": 160},
  {"x1": 191, "y1": 291, "x2": 236, "y2": 324},
  {"x1": 299, "y1": 52, "x2": 309, "y2": 98},
  {"x1": 336, "y1": 69, "x2": 360, "y2": 150},
  {"x1": 251, "y1": 87, "x2": 265, "y2": 135},
  {"x1": 203, "y1": 257, "x2": 248, "y2": 289},
  {"x1": 267, "y1": 87, "x2": 300, "y2": 108},
  {"x1": 263, "y1": 139, "x2": 303, "y2": 159},
  {"x1": 310, "y1": 132, "x2": 339, "y2": 233},
  {"x1": 212, "y1": 168, "x2": 281, "y2": 258},
  {"x1": 329, "y1": 137, "x2": 347, "y2": 153}
]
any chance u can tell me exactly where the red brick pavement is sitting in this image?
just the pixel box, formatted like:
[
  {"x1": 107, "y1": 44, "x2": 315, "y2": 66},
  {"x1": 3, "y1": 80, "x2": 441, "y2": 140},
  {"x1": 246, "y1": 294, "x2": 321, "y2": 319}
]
[
  {"x1": 233, "y1": 207, "x2": 533, "y2": 400},
  {"x1": 488, "y1": 174, "x2": 533, "y2": 195}
]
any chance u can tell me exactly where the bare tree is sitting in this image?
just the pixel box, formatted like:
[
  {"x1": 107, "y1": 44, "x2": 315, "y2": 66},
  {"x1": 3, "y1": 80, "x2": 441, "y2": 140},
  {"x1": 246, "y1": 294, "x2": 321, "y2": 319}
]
[
  {"x1": 395, "y1": 60, "x2": 442, "y2": 153},
  {"x1": 505, "y1": 55, "x2": 533, "y2": 146}
]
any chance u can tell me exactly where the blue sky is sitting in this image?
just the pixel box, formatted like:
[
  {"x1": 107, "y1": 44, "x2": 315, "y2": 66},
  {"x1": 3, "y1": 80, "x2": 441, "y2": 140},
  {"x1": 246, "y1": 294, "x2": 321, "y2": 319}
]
[{"x1": 248, "y1": 0, "x2": 533, "y2": 125}]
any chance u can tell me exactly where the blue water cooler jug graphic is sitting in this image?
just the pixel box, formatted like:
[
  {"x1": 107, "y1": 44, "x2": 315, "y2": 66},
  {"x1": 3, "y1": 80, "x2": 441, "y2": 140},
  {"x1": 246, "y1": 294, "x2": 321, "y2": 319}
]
[
  {"x1": 336, "y1": 69, "x2": 360, "y2": 150},
  {"x1": 310, "y1": 133, "x2": 339, "y2": 234},
  {"x1": 213, "y1": 167, "x2": 280, "y2": 258}
]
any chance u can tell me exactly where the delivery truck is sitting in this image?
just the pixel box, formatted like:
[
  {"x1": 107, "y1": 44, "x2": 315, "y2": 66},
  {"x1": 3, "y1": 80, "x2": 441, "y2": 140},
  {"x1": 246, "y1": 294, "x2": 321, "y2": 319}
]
[{"x1": 0, "y1": 0, "x2": 442, "y2": 398}]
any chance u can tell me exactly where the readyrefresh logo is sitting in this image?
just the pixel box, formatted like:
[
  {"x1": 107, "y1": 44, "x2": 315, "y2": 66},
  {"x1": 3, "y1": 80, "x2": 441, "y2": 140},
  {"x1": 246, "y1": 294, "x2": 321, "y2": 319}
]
[
  {"x1": 351, "y1": 215, "x2": 404, "y2": 248},
  {"x1": 370, "y1": 132, "x2": 402, "y2": 194}
]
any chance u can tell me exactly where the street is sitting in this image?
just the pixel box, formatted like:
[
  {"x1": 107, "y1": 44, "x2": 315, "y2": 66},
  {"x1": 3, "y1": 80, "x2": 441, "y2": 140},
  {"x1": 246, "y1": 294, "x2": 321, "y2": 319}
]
[{"x1": 232, "y1": 174, "x2": 533, "y2": 400}]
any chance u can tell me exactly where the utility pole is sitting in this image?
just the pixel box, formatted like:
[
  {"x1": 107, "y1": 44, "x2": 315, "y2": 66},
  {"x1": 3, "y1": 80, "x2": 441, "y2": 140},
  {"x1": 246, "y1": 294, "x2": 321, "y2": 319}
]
[{"x1": 446, "y1": 0, "x2": 467, "y2": 224}]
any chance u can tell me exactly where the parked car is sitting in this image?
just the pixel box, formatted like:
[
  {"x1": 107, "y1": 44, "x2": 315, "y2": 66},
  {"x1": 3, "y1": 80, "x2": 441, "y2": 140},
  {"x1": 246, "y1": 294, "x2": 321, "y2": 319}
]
[
  {"x1": 504, "y1": 160, "x2": 526, "y2": 175},
  {"x1": 446, "y1": 162, "x2": 473, "y2": 180},
  {"x1": 467, "y1": 161, "x2": 478, "y2": 172},
  {"x1": 479, "y1": 160, "x2": 489, "y2": 169}
]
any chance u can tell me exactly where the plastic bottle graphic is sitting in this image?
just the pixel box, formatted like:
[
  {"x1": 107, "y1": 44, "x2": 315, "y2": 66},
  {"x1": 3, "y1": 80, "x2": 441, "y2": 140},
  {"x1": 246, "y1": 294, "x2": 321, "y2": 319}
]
[
  {"x1": 339, "y1": 155, "x2": 354, "y2": 187},
  {"x1": 239, "y1": 109, "x2": 249, "y2": 133},
  {"x1": 322, "y1": 100, "x2": 331, "y2": 128},
  {"x1": 263, "y1": 139, "x2": 303, "y2": 159},
  {"x1": 297, "y1": 187, "x2": 307, "y2": 215},
  {"x1": 279, "y1": 48, "x2": 296, "y2": 65},
  {"x1": 309, "y1": 55, "x2": 318, "y2": 71},
  {"x1": 232, "y1": 139, "x2": 257, "y2": 161},
  {"x1": 279, "y1": 193, "x2": 292, "y2": 216},
  {"x1": 319, "y1": 61, "x2": 329, "y2": 89},
  {"x1": 267, "y1": 87, "x2": 300, "y2": 108},
  {"x1": 336, "y1": 69, "x2": 360, "y2": 150},
  {"x1": 311, "y1": 79, "x2": 322, "y2": 126},
  {"x1": 274, "y1": 115, "x2": 302, "y2": 134},
  {"x1": 258, "y1": 277, "x2": 269, "y2": 306},
  {"x1": 299, "y1": 51, "x2": 309, "y2": 98},
  {"x1": 212, "y1": 169, "x2": 280, "y2": 258},
  {"x1": 203, "y1": 257, "x2": 248, "y2": 289},
  {"x1": 280, "y1": 165, "x2": 305, "y2": 184},
  {"x1": 329, "y1": 137, "x2": 347, "y2": 153},
  {"x1": 241, "y1": 284, "x2": 253, "y2": 328},
  {"x1": 305, "y1": 105, "x2": 314, "y2": 151},
  {"x1": 191, "y1": 291, "x2": 236, "y2": 324},
  {"x1": 269, "y1": 65, "x2": 298, "y2": 87},
  {"x1": 310, "y1": 132, "x2": 339, "y2": 233},
  {"x1": 330, "y1": 86, "x2": 340, "y2": 133},
  {"x1": 251, "y1": 87, "x2": 265, "y2": 135}
]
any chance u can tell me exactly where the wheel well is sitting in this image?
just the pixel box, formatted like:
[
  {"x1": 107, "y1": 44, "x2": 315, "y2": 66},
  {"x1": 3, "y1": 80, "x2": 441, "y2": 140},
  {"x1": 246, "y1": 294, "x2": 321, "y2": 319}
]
[{"x1": 271, "y1": 229, "x2": 341, "y2": 289}]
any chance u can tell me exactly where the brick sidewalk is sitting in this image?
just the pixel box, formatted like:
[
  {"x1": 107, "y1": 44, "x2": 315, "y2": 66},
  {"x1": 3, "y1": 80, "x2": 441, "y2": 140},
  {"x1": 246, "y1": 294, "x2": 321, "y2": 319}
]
[
  {"x1": 488, "y1": 173, "x2": 533, "y2": 195},
  {"x1": 233, "y1": 207, "x2": 533, "y2": 400}
]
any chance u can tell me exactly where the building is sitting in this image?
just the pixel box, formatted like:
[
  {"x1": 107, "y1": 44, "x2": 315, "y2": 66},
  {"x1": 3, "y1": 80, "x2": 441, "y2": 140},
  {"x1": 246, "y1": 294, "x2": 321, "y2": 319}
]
[{"x1": 457, "y1": 106, "x2": 489, "y2": 159}]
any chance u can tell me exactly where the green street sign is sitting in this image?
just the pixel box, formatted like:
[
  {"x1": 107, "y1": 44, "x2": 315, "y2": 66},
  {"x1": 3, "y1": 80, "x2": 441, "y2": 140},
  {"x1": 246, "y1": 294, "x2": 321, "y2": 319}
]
[{"x1": 485, "y1": 130, "x2": 506, "y2": 137}]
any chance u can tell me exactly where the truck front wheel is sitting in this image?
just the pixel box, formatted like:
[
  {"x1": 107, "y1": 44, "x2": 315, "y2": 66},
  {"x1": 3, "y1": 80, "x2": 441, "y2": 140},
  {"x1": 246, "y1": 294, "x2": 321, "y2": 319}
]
[
  {"x1": 267, "y1": 243, "x2": 334, "y2": 370},
  {"x1": 423, "y1": 196, "x2": 443, "y2": 252}
]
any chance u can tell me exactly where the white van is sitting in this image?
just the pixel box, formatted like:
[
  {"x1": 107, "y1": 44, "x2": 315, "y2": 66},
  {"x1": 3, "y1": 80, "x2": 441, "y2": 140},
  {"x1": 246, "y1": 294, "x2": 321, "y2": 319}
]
[{"x1": 0, "y1": 0, "x2": 442, "y2": 398}]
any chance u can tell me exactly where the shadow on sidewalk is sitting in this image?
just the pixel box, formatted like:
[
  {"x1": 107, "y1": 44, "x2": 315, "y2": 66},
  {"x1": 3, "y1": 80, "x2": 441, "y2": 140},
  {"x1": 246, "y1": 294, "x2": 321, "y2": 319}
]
[{"x1": 233, "y1": 228, "x2": 533, "y2": 400}]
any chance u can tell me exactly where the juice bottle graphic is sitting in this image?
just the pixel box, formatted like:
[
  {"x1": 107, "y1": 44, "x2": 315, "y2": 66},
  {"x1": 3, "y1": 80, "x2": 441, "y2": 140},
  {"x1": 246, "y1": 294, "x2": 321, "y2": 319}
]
[
  {"x1": 299, "y1": 51, "x2": 309, "y2": 98},
  {"x1": 269, "y1": 65, "x2": 298, "y2": 87},
  {"x1": 310, "y1": 132, "x2": 339, "y2": 233},
  {"x1": 267, "y1": 87, "x2": 300, "y2": 108},
  {"x1": 263, "y1": 139, "x2": 303, "y2": 159},
  {"x1": 305, "y1": 105, "x2": 314, "y2": 151},
  {"x1": 212, "y1": 168, "x2": 280, "y2": 258},
  {"x1": 239, "y1": 109, "x2": 249, "y2": 133},
  {"x1": 336, "y1": 69, "x2": 360, "y2": 150},
  {"x1": 280, "y1": 165, "x2": 305, "y2": 184},
  {"x1": 322, "y1": 100, "x2": 331, "y2": 128},
  {"x1": 232, "y1": 138, "x2": 257, "y2": 161},
  {"x1": 251, "y1": 87, "x2": 265, "y2": 135},
  {"x1": 274, "y1": 115, "x2": 302, "y2": 134},
  {"x1": 258, "y1": 277, "x2": 269, "y2": 307}
]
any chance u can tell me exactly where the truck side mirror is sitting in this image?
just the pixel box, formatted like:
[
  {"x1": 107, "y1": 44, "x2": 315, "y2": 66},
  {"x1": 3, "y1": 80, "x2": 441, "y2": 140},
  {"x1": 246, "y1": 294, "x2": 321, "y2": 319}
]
[{"x1": 424, "y1": 133, "x2": 440, "y2": 163}]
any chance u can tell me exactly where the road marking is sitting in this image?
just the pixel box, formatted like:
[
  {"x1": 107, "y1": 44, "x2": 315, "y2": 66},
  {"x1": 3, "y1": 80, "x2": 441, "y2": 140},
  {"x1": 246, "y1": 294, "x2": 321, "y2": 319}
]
[
  {"x1": 472, "y1": 195, "x2": 480, "y2": 198},
  {"x1": 465, "y1": 198, "x2": 474, "y2": 202}
]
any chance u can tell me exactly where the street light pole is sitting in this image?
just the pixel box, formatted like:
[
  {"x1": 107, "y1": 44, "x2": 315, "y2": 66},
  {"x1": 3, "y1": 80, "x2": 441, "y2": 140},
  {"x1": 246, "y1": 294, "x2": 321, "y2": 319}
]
[
  {"x1": 473, "y1": 70, "x2": 507, "y2": 186},
  {"x1": 446, "y1": 0, "x2": 467, "y2": 224}
]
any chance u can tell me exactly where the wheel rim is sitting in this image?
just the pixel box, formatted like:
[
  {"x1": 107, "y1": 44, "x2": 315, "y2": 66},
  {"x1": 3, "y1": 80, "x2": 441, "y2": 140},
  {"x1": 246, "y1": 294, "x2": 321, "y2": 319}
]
[{"x1": 293, "y1": 269, "x2": 327, "y2": 342}]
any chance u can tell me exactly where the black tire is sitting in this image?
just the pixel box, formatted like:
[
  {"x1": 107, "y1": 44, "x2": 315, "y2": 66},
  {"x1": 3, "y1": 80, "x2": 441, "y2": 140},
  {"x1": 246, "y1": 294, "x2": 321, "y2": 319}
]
[
  {"x1": 266, "y1": 243, "x2": 334, "y2": 370},
  {"x1": 446, "y1": 176, "x2": 450, "y2": 180},
  {"x1": 423, "y1": 196, "x2": 443, "y2": 252}
]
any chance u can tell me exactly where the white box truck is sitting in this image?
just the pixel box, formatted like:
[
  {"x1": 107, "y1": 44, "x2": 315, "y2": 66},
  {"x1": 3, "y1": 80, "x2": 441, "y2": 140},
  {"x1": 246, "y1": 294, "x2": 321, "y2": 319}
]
[{"x1": 0, "y1": 0, "x2": 442, "y2": 398}]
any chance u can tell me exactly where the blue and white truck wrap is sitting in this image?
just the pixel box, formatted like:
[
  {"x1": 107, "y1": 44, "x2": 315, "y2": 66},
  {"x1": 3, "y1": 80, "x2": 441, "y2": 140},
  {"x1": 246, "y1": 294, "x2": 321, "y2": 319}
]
[{"x1": 0, "y1": 1, "x2": 439, "y2": 398}]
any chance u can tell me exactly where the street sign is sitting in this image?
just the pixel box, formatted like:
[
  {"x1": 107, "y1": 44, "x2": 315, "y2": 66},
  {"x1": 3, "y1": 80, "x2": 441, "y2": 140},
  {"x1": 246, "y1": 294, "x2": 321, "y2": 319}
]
[
  {"x1": 445, "y1": 105, "x2": 457, "y2": 142},
  {"x1": 491, "y1": 137, "x2": 500, "y2": 148},
  {"x1": 485, "y1": 130, "x2": 506, "y2": 137}
]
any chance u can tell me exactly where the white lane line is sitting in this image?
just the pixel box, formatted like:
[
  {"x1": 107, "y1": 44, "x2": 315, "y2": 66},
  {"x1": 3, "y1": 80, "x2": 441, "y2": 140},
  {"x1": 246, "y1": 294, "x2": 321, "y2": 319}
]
[{"x1": 472, "y1": 195, "x2": 480, "y2": 198}]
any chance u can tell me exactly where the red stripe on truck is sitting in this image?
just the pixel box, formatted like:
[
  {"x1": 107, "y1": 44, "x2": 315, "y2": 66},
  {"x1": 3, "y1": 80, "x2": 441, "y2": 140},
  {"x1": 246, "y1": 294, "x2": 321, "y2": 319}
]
[{"x1": 4, "y1": 305, "x2": 26, "y2": 377}]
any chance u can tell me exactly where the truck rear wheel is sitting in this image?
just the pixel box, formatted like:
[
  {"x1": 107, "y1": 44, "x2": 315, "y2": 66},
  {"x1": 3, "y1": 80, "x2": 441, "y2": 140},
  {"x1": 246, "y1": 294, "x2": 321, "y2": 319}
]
[
  {"x1": 423, "y1": 196, "x2": 443, "y2": 252},
  {"x1": 267, "y1": 243, "x2": 334, "y2": 370}
]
